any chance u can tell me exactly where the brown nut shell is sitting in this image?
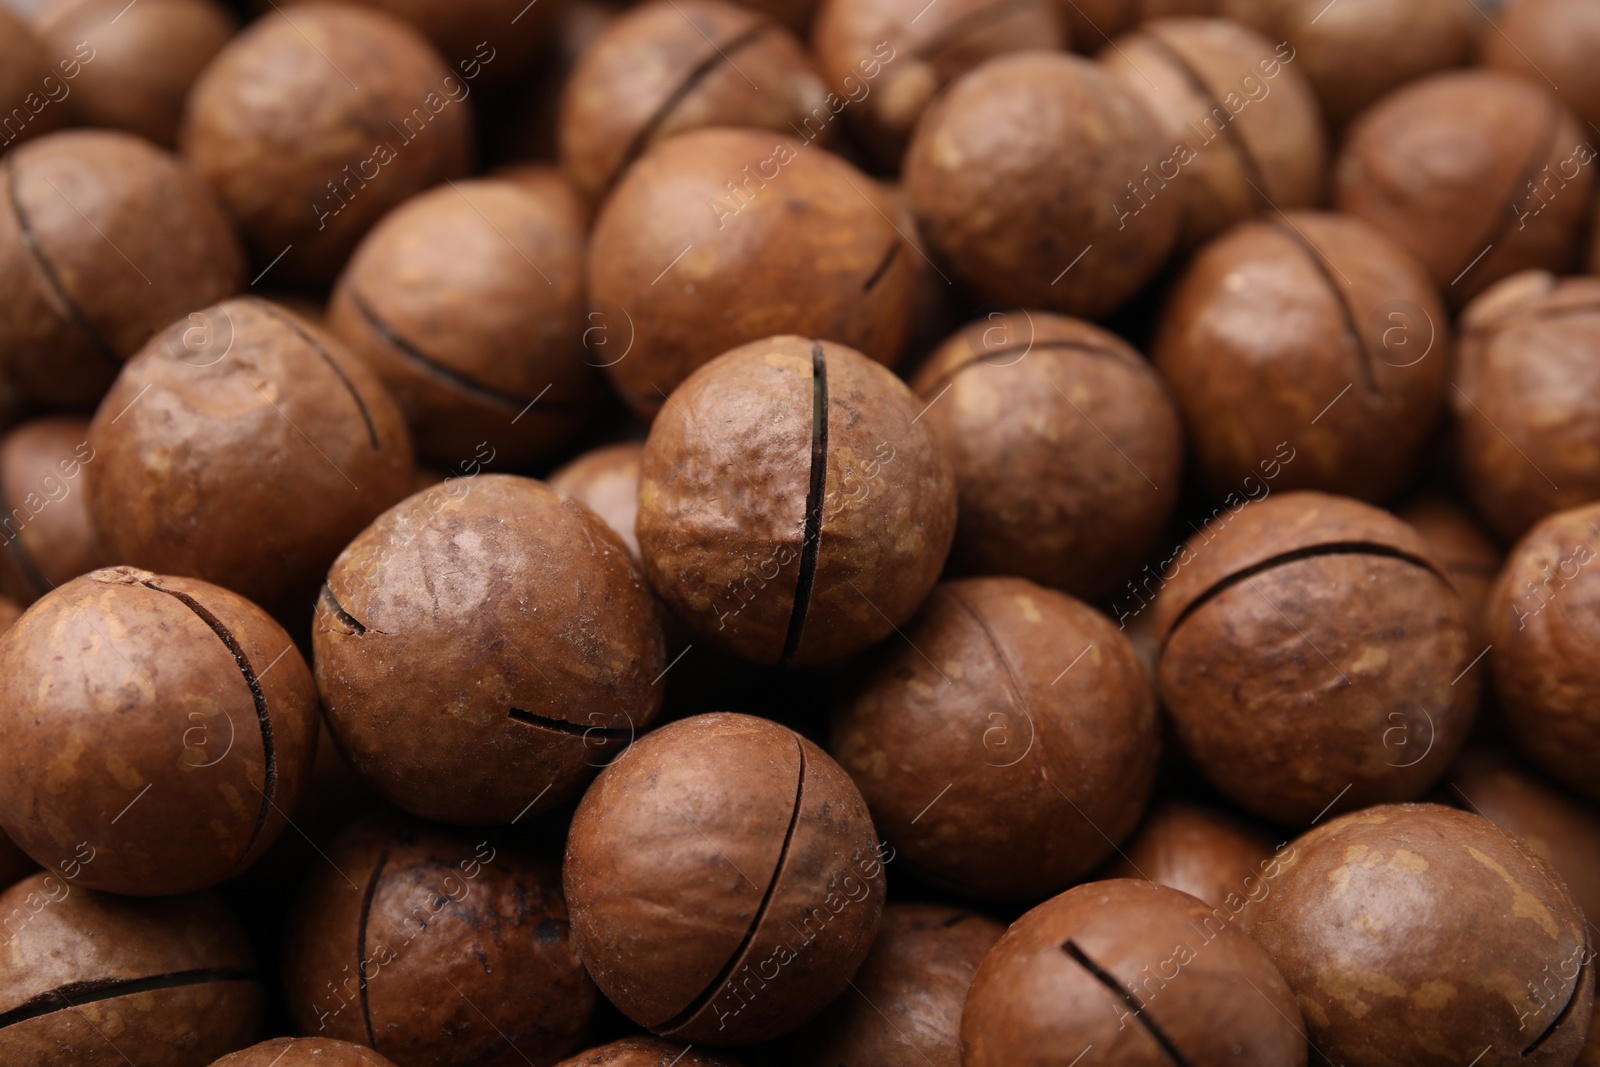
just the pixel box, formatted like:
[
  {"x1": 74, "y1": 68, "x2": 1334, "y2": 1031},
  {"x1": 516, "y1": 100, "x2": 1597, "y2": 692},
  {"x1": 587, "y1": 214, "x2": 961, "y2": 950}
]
[
  {"x1": 314, "y1": 474, "x2": 665, "y2": 824},
  {"x1": 565, "y1": 713, "x2": 886, "y2": 1045},
  {"x1": 86, "y1": 297, "x2": 414, "y2": 618},
  {"x1": 910, "y1": 311, "x2": 1182, "y2": 600},
  {"x1": 904, "y1": 51, "x2": 1181, "y2": 319},
  {"x1": 587, "y1": 129, "x2": 915, "y2": 414},
  {"x1": 1396, "y1": 494, "x2": 1502, "y2": 651},
  {"x1": 548, "y1": 441, "x2": 644, "y2": 564},
  {"x1": 1335, "y1": 70, "x2": 1593, "y2": 304},
  {"x1": 0, "y1": 129, "x2": 244, "y2": 408},
  {"x1": 0, "y1": 416, "x2": 104, "y2": 603},
  {"x1": 1240, "y1": 803, "x2": 1594, "y2": 1067},
  {"x1": 210, "y1": 1038, "x2": 398, "y2": 1066},
  {"x1": 1151, "y1": 491, "x2": 1476, "y2": 824},
  {"x1": 1484, "y1": 0, "x2": 1600, "y2": 134},
  {"x1": 327, "y1": 179, "x2": 595, "y2": 466},
  {"x1": 0, "y1": 567, "x2": 319, "y2": 896},
  {"x1": 0, "y1": 874, "x2": 261, "y2": 1067},
  {"x1": 1153, "y1": 211, "x2": 1450, "y2": 503},
  {"x1": 637, "y1": 337, "x2": 955, "y2": 667},
  {"x1": 179, "y1": 4, "x2": 472, "y2": 287},
  {"x1": 1485, "y1": 501, "x2": 1600, "y2": 800},
  {"x1": 960, "y1": 879, "x2": 1306, "y2": 1067},
  {"x1": 283, "y1": 816, "x2": 594, "y2": 1067},
  {"x1": 554, "y1": 1038, "x2": 745, "y2": 1067},
  {"x1": 1101, "y1": 802, "x2": 1274, "y2": 910},
  {"x1": 0, "y1": 10, "x2": 67, "y2": 152},
  {"x1": 832, "y1": 577, "x2": 1158, "y2": 899}
]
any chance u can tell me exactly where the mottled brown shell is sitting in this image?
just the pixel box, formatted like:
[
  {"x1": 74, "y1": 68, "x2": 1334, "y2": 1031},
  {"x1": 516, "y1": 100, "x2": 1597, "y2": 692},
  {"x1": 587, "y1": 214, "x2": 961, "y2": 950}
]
[
  {"x1": 833, "y1": 577, "x2": 1157, "y2": 898},
  {"x1": 564, "y1": 713, "x2": 885, "y2": 1045},
  {"x1": 0, "y1": 567, "x2": 319, "y2": 896},
  {"x1": 1151, "y1": 491, "x2": 1476, "y2": 824},
  {"x1": 961, "y1": 879, "x2": 1306, "y2": 1067},
  {"x1": 587, "y1": 130, "x2": 915, "y2": 414},
  {"x1": 910, "y1": 311, "x2": 1182, "y2": 600},
  {"x1": 283, "y1": 816, "x2": 594, "y2": 1067},
  {"x1": 1454, "y1": 271, "x2": 1600, "y2": 541},
  {"x1": 1485, "y1": 501, "x2": 1600, "y2": 801},
  {"x1": 1240, "y1": 803, "x2": 1594, "y2": 1067},
  {"x1": 86, "y1": 297, "x2": 414, "y2": 617},
  {"x1": 0, "y1": 130, "x2": 244, "y2": 408},
  {"x1": 0, "y1": 416, "x2": 104, "y2": 603},
  {"x1": 548, "y1": 441, "x2": 644, "y2": 563},
  {"x1": 637, "y1": 337, "x2": 955, "y2": 667},
  {"x1": 1100, "y1": 17, "x2": 1325, "y2": 249},
  {"x1": 903, "y1": 51, "x2": 1180, "y2": 319},
  {"x1": 0, "y1": 874, "x2": 261, "y2": 1067},
  {"x1": 1153, "y1": 211, "x2": 1450, "y2": 503},
  {"x1": 1101, "y1": 802, "x2": 1274, "y2": 910},
  {"x1": 211, "y1": 1038, "x2": 398, "y2": 1066},
  {"x1": 1335, "y1": 70, "x2": 1593, "y2": 304},
  {"x1": 1484, "y1": 0, "x2": 1600, "y2": 133},
  {"x1": 553, "y1": 1038, "x2": 745, "y2": 1067},
  {"x1": 314, "y1": 474, "x2": 665, "y2": 824},
  {"x1": 327, "y1": 179, "x2": 596, "y2": 466},
  {"x1": 179, "y1": 5, "x2": 472, "y2": 286}
]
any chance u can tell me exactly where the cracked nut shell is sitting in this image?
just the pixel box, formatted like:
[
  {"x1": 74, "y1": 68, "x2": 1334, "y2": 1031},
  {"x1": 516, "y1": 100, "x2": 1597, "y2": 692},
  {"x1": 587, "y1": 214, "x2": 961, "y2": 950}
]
[
  {"x1": 554, "y1": 1039, "x2": 745, "y2": 1067},
  {"x1": 0, "y1": 566, "x2": 319, "y2": 896},
  {"x1": 1453, "y1": 271, "x2": 1600, "y2": 541},
  {"x1": 565, "y1": 713, "x2": 886, "y2": 1045},
  {"x1": 283, "y1": 815, "x2": 594, "y2": 1067},
  {"x1": 179, "y1": 4, "x2": 472, "y2": 287},
  {"x1": 1153, "y1": 211, "x2": 1449, "y2": 504},
  {"x1": 0, "y1": 416, "x2": 104, "y2": 604},
  {"x1": 328, "y1": 178, "x2": 596, "y2": 466},
  {"x1": 1335, "y1": 70, "x2": 1593, "y2": 304},
  {"x1": 1101, "y1": 802, "x2": 1274, "y2": 911},
  {"x1": 903, "y1": 52, "x2": 1180, "y2": 319},
  {"x1": 637, "y1": 337, "x2": 955, "y2": 667},
  {"x1": 0, "y1": 873, "x2": 261, "y2": 1067},
  {"x1": 0, "y1": 129, "x2": 244, "y2": 408},
  {"x1": 1240, "y1": 803, "x2": 1594, "y2": 1067},
  {"x1": 314, "y1": 474, "x2": 665, "y2": 824},
  {"x1": 86, "y1": 297, "x2": 415, "y2": 619},
  {"x1": 210, "y1": 1038, "x2": 397, "y2": 1066},
  {"x1": 909, "y1": 311, "x2": 1182, "y2": 601},
  {"x1": 832, "y1": 577, "x2": 1158, "y2": 899},
  {"x1": 1485, "y1": 501, "x2": 1600, "y2": 801},
  {"x1": 1150, "y1": 491, "x2": 1476, "y2": 824},
  {"x1": 961, "y1": 878, "x2": 1306, "y2": 1067},
  {"x1": 587, "y1": 129, "x2": 916, "y2": 415}
]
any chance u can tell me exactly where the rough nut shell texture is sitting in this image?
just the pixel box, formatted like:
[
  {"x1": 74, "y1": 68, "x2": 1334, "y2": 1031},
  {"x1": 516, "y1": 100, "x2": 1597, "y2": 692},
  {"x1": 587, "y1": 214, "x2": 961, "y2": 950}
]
[{"x1": 637, "y1": 336, "x2": 955, "y2": 667}]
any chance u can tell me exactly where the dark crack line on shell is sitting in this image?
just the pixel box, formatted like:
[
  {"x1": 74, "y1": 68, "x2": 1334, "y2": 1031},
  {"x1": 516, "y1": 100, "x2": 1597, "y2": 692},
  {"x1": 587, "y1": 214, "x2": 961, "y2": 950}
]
[
  {"x1": 0, "y1": 461, "x2": 53, "y2": 600},
  {"x1": 862, "y1": 239, "x2": 902, "y2": 293},
  {"x1": 1063, "y1": 941, "x2": 1194, "y2": 1067},
  {"x1": 5, "y1": 159, "x2": 121, "y2": 371},
  {"x1": 940, "y1": 913, "x2": 971, "y2": 928},
  {"x1": 1522, "y1": 941, "x2": 1590, "y2": 1056},
  {"x1": 1161, "y1": 541, "x2": 1452, "y2": 651},
  {"x1": 1269, "y1": 219, "x2": 1378, "y2": 393},
  {"x1": 917, "y1": 338, "x2": 1152, "y2": 399},
  {"x1": 944, "y1": 584, "x2": 1043, "y2": 764},
  {"x1": 0, "y1": 968, "x2": 258, "y2": 1030},
  {"x1": 658, "y1": 735, "x2": 806, "y2": 1035},
  {"x1": 615, "y1": 20, "x2": 774, "y2": 186},
  {"x1": 321, "y1": 584, "x2": 373, "y2": 636},
  {"x1": 780, "y1": 342, "x2": 828, "y2": 667},
  {"x1": 142, "y1": 582, "x2": 278, "y2": 872},
  {"x1": 347, "y1": 288, "x2": 583, "y2": 417},
  {"x1": 507, "y1": 706, "x2": 632, "y2": 739},
  {"x1": 1453, "y1": 97, "x2": 1566, "y2": 291},
  {"x1": 251, "y1": 298, "x2": 381, "y2": 450},
  {"x1": 357, "y1": 847, "x2": 390, "y2": 1049}
]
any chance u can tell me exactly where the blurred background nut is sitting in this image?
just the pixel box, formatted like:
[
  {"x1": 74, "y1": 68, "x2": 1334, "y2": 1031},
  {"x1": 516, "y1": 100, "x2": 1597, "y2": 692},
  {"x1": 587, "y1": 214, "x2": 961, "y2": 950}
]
[
  {"x1": 554, "y1": 1039, "x2": 745, "y2": 1066},
  {"x1": 548, "y1": 441, "x2": 644, "y2": 563},
  {"x1": 1101, "y1": 801, "x2": 1275, "y2": 910},
  {"x1": 327, "y1": 178, "x2": 596, "y2": 467},
  {"x1": 86, "y1": 298, "x2": 414, "y2": 621},
  {"x1": 0, "y1": 7, "x2": 69, "y2": 150},
  {"x1": 0, "y1": 416, "x2": 103, "y2": 605},
  {"x1": 1453, "y1": 271, "x2": 1600, "y2": 542},
  {"x1": 0, "y1": 876, "x2": 261, "y2": 1067},
  {"x1": 1099, "y1": 16, "x2": 1325, "y2": 250},
  {"x1": 637, "y1": 338, "x2": 955, "y2": 667},
  {"x1": 1154, "y1": 212, "x2": 1449, "y2": 504},
  {"x1": 284, "y1": 815, "x2": 594, "y2": 1067},
  {"x1": 1054, "y1": 0, "x2": 1215, "y2": 49},
  {"x1": 1152, "y1": 492, "x2": 1477, "y2": 824},
  {"x1": 1397, "y1": 495, "x2": 1503, "y2": 653},
  {"x1": 211, "y1": 1038, "x2": 398, "y2": 1066},
  {"x1": 314, "y1": 474, "x2": 665, "y2": 824},
  {"x1": 909, "y1": 311, "x2": 1182, "y2": 601},
  {"x1": 0, "y1": 129, "x2": 244, "y2": 409},
  {"x1": 903, "y1": 52, "x2": 1181, "y2": 318},
  {"x1": 587, "y1": 129, "x2": 916, "y2": 414},
  {"x1": 811, "y1": 0, "x2": 1064, "y2": 167},
  {"x1": 565, "y1": 713, "x2": 884, "y2": 1045},
  {"x1": 1482, "y1": 0, "x2": 1600, "y2": 134},
  {"x1": 179, "y1": 5, "x2": 473, "y2": 287},
  {"x1": 560, "y1": 0, "x2": 829, "y2": 202},
  {"x1": 1335, "y1": 69, "x2": 1594, "y2": 304},
  {"x1": 0, "y1": 567, "x2": 319, "y2": 896},
  {"x1": 1241, "y1": 804, "x2": 1594, "y2": 1067},
  {"x1": 832, "y1": 577, "x2": 1158, "y2": 899},
  {"x1": 29, "y1": 0, "x2": 235, "y2": 147}
]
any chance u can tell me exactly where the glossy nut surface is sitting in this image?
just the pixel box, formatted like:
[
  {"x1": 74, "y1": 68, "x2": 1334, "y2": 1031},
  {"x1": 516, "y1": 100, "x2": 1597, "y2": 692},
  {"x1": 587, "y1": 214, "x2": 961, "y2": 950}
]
[
  {"x1": 210, "y1": 1038, "x2": 398, "y2": 1066},
  {"x1": 1102, "y1": 802, "x2": 1274, "y2": 910},
  {"x1": 553, "y1": 1039, "x2": 745, "y2": 1067}
]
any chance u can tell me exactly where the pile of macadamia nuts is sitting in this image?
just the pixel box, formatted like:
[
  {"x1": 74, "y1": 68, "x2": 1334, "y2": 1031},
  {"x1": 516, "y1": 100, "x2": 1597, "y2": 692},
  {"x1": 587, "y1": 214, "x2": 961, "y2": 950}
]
[{"x1": 4, "y1": 0, "x2": 1600, "y2": 1064}]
